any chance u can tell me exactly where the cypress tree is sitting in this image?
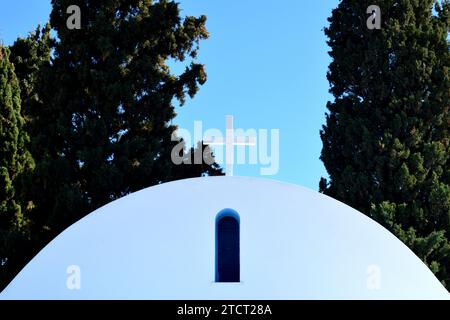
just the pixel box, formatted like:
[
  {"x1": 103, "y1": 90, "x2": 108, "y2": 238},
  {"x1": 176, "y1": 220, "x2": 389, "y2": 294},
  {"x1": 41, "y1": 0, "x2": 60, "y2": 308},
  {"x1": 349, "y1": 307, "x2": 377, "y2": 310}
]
[
  {"x1": 30, "y1": 0, "x2": 221, "y2": 233},
  {"x1": 320, "y1": 0, "x2": 450, "y2": 286},
  {"x1": 0, "y1": 46, "x2": 33, "y2": 288},
  {"x1": 10, "y1": 24, "x2": 53, "y2": 125}
]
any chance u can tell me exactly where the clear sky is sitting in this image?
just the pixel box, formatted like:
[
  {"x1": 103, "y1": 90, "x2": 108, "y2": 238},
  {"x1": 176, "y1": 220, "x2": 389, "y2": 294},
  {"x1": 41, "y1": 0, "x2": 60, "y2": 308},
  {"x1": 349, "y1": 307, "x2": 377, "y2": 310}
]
[{"x1": 0, "y1": 0, "x2": 340, "y2": 190}]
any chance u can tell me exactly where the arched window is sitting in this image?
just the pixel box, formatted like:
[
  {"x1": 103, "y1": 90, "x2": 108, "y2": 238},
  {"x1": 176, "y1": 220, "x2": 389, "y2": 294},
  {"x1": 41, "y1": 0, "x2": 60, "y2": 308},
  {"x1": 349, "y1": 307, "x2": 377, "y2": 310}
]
[{"x1": 215, "y1": 209, "x2": 240, "y2": 282}]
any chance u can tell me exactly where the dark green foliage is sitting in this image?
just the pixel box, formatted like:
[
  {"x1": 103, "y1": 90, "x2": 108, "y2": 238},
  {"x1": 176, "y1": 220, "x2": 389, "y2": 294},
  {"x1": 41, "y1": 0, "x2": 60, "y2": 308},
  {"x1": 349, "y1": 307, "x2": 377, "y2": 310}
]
[
  {"x1": 9, "y1": 24, "x2": 53, "y2": 121},
  {"x1": 0, "y1": 0, "x2": 221, "y2": 290},
  {"x1": 0, "y1": 46, "x2": 34, "y2": 288},
  {"x1": 320, "y1": 0, "x2": 450, "y2": 287}
]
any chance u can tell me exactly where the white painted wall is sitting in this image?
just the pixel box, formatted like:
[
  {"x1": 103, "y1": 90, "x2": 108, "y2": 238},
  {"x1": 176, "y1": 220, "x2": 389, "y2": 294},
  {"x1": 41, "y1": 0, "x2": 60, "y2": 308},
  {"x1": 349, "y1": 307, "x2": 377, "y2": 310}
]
[{"x1": 1, "y1": 177, "x2": 448, "y2": 299}]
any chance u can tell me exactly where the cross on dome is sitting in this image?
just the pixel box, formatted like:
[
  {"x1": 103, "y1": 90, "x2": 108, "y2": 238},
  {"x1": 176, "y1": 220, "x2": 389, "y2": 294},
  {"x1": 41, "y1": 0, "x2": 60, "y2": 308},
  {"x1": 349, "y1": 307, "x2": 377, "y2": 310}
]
[{"x1": 204, "y1": 115, "x2": 256, "y2": 176}]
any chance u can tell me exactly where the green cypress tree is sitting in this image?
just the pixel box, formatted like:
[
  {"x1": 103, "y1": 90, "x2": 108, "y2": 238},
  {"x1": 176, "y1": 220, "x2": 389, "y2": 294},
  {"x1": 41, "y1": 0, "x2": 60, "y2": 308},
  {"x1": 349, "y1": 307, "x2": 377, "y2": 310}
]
[
  {"x1": 0, "y1": 25, "x2": 54, "y2": 291},
  {"x1": 0, "y1": 46, "x2": 34, "y2": 288},
  {"x1": 32, "y1": 0, "x2": 221, "y2": 228},
  {"x1": 320, "y1": 0, "x2": 450, "y2": 287},
  {"x1": 9, "y1": 24, "x2": 53, "y2": 124}
]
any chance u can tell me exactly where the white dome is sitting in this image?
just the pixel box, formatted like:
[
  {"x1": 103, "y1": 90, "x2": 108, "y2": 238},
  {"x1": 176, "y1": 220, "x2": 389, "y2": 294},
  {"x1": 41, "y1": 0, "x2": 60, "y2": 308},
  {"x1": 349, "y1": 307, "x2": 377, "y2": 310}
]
[{"x1": 1, "y1": 176, "x2": 448, "y2": 299}]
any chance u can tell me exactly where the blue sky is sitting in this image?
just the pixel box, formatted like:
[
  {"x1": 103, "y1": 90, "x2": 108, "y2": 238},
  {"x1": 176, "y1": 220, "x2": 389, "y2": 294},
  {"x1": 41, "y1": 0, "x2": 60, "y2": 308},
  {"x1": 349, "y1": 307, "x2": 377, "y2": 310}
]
[{"x1": 0, "y1": 0, "x2": 340, "y2": 190}]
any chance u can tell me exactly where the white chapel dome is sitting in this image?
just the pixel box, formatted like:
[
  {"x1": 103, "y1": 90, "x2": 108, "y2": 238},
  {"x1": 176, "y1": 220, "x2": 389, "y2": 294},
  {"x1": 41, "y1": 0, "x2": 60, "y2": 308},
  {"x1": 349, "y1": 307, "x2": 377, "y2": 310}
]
[{"x1": 1, "y1": 176, "x2": 448, "y2": 299}]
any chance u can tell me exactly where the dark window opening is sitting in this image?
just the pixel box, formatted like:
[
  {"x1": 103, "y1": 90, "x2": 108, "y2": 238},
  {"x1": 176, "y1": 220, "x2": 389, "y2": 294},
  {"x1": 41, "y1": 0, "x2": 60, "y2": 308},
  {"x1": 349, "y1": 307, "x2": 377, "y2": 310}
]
[{"x1": 216, "y1": 212, "x2": 240, "y2": 282}]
